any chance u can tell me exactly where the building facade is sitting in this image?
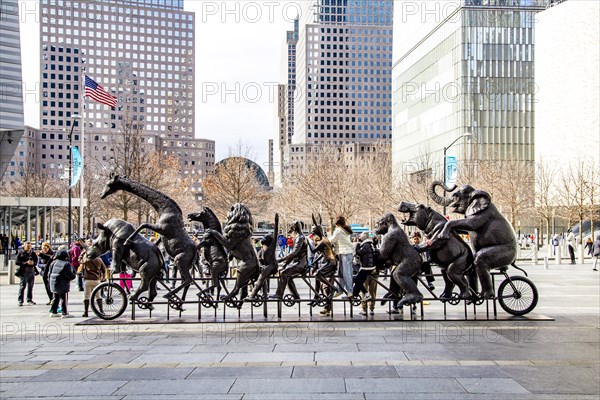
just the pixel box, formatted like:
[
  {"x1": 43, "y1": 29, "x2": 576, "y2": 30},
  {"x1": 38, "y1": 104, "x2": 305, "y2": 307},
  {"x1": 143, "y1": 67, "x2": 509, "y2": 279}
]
[
  {"x1": 535, "y1": 0, "x2": 600, "y2": 170},
  {"x1": 277, "y1": 0, "x2": 394, "y2": 181},
  {"x1": 4, "y1": 0, "x2": 214, "y2": 201},
  {"x1": 0, "y1": 0, "x2": 25, "y2": 177},
  {"x1": 392, "y1": 0, "x2": 547, "y2": 180}
]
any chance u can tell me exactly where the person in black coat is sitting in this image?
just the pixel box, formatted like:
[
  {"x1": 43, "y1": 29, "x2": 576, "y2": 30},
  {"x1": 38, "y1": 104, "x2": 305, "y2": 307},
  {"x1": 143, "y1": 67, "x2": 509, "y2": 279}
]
[
  {"x1": 37, "y1": 242, "x2": 55, "y2": 305},
  {"x1": 15, "y1": 241, "x2": 38, "y2": 306},
  {"x1": 351, "y1": 233, "x2": 376, "y2": 301},
  {"x1": 48, "y1": 248, "x2": 76, "y2": 317}
]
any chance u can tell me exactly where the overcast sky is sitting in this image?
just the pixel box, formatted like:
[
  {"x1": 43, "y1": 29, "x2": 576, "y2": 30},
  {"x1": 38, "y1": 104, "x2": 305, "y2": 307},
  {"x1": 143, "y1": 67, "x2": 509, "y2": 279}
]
[{"x1": 18, "y1": 0, "x2": 302, "y2": 169}]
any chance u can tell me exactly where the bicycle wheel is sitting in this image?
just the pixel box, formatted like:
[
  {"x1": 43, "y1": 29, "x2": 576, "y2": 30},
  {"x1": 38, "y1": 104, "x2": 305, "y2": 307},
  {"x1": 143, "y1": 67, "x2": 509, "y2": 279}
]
[
  {"x1": 497, "y1": 276, "x2": 538, "y2": 316},
  {"x1": 90, "y1": 282, "x2": 128, "y2": 320}
]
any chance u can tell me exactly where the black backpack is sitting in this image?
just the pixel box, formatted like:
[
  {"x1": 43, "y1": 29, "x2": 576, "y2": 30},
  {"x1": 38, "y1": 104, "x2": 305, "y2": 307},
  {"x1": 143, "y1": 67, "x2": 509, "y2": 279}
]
[{"x1": 372, "y1": 247, "x2": 386, "y2": 272}]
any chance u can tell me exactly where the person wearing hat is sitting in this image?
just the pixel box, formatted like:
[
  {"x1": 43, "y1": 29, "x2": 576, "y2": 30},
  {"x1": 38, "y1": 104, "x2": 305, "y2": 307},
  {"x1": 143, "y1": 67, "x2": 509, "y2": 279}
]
[
  {"x1": 351, "y1": 232, "x2": 376, "y2": 313},
  {"x1": 329, "y1": 216, "x2": 354, "y2": 296},
  {"x1": 48, "y1": 247, "x2": 76, "y2": 317}
]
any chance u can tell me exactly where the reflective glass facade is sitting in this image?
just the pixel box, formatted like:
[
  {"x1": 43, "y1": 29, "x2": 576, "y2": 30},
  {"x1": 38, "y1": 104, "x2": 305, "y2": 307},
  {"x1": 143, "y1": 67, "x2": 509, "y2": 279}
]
[{"x1": 392, "y1": 2, "x2": 546, "y2": 178}]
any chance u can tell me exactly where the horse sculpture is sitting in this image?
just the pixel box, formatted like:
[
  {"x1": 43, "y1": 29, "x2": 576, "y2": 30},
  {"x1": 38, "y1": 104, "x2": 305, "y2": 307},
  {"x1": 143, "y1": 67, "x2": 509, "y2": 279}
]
[
  {"x1": 204, "y1": 203, "x2": 260, "y2": 303},
  {"x1": 100, "y1": 174, "x2": 200, "y2": 310},
  {"x1": 188, "y1": 207, "x2": 229, "y2": 300},
  {"x1": 89, "y1": 219, "x2": 164, "y2": 308}
]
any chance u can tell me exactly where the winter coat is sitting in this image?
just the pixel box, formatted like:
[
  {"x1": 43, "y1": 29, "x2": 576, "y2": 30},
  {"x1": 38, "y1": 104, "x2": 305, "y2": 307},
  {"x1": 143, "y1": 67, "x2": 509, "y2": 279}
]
[
  {"x1": 16, "y1": 248, "x2": 38, "y2": 275},
  {"x1": 567, "y1": 232, "x2": 576, "y2": 248},
  {"x1": 593, "y1": 235, "x2": 600, "y2": 257},
  {"x1": 355, "y1": 239, "x2": 375, "y2": 271},
  {"x1": 330, "y1": 227, "x2": 354, "y2": 255},
  {"x1": 80, "y1": 255, "x2": 107, "y2": 281},
  {"x1": 49, "y1": 250, "x2": 76, "y2": 294},
  {"x1": 39, "y1": 249, "x2": 55, "y2": 280}
]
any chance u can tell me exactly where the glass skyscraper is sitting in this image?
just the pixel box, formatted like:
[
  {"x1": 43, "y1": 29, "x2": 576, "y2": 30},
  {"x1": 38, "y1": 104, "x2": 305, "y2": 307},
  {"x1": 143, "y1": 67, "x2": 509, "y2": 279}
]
[
  {"x1": 392, "y1": 0, "x2": 548, "y2": 179},
  {"x1": 0, "y1": 0, "x2": 25, "y2": 177},
  {"x1": 278, "y1": 0, "x2": 394, "y2": 179}
]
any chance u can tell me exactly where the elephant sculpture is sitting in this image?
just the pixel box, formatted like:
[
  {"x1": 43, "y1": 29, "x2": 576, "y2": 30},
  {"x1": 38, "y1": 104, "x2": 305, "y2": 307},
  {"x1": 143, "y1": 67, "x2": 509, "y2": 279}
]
[
  {"x1": 429, "y1": 181, "x2": 517, "y2": 299},
  {"x1": 398, "y1": 202, "x2": 477, "y2": 299},
  {"x1": 90, "y1": 219, "x2": 164, "y2": 306},
  {"x1": 375, "y1": 213, "x2": 423, "y2": 307}
]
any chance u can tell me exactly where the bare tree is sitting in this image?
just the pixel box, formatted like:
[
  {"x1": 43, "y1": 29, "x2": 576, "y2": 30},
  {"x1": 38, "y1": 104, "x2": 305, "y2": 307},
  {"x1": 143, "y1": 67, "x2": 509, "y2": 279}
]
[
  {"x1": 534, "y1": 158, "x2": 558, "y2": 243},
  {"x1": 559, "y1": 160, "x2": 597, "y2": 244},
  {"x1": 202, "y1": 144, "x2": 271, "y2": 220}
]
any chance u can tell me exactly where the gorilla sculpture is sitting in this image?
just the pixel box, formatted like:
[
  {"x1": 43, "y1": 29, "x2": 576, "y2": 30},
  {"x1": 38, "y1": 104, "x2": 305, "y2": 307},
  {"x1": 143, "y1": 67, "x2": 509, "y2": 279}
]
[
  {"x1": 90, "y1": 219, "x2": 164, "y2": 306},
  {"x1": 204, "y1": 203, "x2": 260, "y2": 301},
  {"x1": 429, "y1": 181, "x2": 517, "y2": 299},
  {"x1": 375, "y1": 213, "x2": 423, "y2": 306},
  {"x1": 398, "y1": 202, "x2": 477, "y2": 299}
]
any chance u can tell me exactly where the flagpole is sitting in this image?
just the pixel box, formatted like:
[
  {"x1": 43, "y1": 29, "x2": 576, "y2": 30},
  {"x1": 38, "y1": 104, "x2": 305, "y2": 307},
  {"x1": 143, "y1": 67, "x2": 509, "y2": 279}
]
[{"x1": 80, "y1": 71, "x2": 85, "y2": 239}]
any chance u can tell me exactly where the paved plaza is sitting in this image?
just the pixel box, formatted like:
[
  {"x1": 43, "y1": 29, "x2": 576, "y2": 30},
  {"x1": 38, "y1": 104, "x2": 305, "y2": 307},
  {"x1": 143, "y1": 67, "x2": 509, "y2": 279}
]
[{"x1": 1, "y1": 262, "x2": 598, "y2": 399}]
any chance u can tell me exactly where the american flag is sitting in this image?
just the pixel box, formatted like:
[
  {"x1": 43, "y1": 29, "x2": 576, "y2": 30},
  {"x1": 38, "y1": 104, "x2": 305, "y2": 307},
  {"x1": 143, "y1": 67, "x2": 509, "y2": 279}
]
[{"x1": 84, "y1": 76, "x2": 117, "y2": 108}]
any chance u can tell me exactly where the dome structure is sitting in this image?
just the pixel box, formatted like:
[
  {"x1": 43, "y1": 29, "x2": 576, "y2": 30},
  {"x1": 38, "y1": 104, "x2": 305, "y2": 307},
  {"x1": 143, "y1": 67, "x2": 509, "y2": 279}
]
[{"x1": 214, "y1": 157, "x2": 270, "y2": 189}]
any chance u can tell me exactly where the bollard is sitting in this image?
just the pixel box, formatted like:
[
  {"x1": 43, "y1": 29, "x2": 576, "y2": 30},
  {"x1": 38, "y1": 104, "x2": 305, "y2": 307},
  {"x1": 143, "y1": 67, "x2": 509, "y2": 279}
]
[
  {"x1": 533, "y1": 228, "x2": 539, "y2": 265},
  {"x1": 8, "y1": 260, "x2": 16, "y2": 285},
  {"x1": 544, "y1": 256, "x2": 549, "y2": 270},
  {"x1": 555, "y1": 246, "x2": 562, "y2": 265}
]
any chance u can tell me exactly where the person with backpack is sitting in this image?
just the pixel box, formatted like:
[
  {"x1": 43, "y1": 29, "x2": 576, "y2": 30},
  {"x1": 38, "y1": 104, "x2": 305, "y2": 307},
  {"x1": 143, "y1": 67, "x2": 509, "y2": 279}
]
[
  {"x1": 330, "y1": 216, "x2": 354, "y2": 296},
  {"x1": 277, "y1": 234, "x2": 286, "y2": 257},
  {"x1": 48, "y1": 247, "x2": 76, "y2": 317}
]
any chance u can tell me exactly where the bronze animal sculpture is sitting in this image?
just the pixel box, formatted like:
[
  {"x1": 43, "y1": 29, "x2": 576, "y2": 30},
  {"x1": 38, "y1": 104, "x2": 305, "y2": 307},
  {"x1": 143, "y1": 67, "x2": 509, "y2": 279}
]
[
  {"x1": 375, "y1": 213, "x2": 423, "y2": 307},
  {"x1": 204, "y1": 203, "x2": 260, "y2": 302},
  {"x1": 100, "y1": 175, "x2": 200, "y2": 309},
  {"x1": 89, "y1": 219, "x2": 164, "y2": 308},
  {"x1": 308, "y1": 214, "x2": 337, "y2": 312},
  {"x1": 269, "y1": 220, "x2": 308, "y2": 300},
  {"x1": 398, "y1": 202, "x2": 477, "y2": 299},
  {"x1": 429, "y1": 180, "x2": 517, "y2": 299},
  {"x1": 188, "y1": 207, "x2": 229, "y2": 300},
  {"x1": 244, "y1": 213, "x2": 279, "y2": 302}
]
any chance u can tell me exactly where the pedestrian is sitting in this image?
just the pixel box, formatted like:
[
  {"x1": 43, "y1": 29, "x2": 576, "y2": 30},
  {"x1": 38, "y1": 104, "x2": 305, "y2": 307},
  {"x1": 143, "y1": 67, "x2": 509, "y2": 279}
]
[
  {"x1": 36, "y1": 242, "x2": 55, "y2": 305},
  {"x1": 276, "y1": 233, "x2": 285, "y2": 258},
  {"x1": 351, "y1": 232, "x2": 375, "y2": 309},
  {"x1": 584, "y1": 237, "x2": 593, "y2": 256},
  {"x1": 329, "y1": 216, "x2": 354, "y2": 296},
  {"x1": 592, "y1": 235, "x2": 600, "y2": 272},
  {"x1": 48, "y1": 248, "x2": 76, "y2": 318},
  {"x1": 79, "y1": 248, "x2": 107, "y2": 317},
  {"x1": 15, "y1": 241, "x2": 38, "y2": 306},
  {"x1": 551, "y1": 234, "x2": 560, "y2": 257},
  {"x1": 566, "y1": 229, "x2": 576, "y2": 264},
  {"x1": 411, "y1": 232, "x2": 435, "y2": 291},
  {"x1": 286, "y1": 235, "x2": 294, "y2": 255},
  {"x1": 69, "y1": 239, "x2": 85, "y2": 291}
]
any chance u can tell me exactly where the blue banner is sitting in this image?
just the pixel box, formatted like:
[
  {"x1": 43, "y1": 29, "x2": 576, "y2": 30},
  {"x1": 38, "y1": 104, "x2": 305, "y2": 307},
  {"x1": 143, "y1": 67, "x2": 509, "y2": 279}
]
[
  {"x1": 445, "y1": 155, "x2": 457, "y2": 186},
  {"x1": 70, "y1": 146, "x2": 82, "y2": 188}
]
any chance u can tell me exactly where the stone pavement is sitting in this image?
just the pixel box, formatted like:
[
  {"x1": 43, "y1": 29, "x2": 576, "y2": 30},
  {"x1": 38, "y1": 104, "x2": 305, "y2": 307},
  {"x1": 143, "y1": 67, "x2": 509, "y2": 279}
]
[{"x1": 1, "y1": 263, "x2": 598, "y2": 399}]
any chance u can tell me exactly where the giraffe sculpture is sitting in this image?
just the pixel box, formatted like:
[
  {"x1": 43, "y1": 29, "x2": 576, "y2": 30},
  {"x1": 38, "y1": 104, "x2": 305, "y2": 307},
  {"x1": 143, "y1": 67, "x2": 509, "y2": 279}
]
[{"x1": 100, "y1": 174, "x2": 201, "y2": 310}]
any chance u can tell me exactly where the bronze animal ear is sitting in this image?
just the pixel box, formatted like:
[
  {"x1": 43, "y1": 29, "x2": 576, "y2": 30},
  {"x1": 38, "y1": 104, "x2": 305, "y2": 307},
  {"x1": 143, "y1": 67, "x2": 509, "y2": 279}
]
[
  {"x1": 466, "y1": 190, "x2": 491, "y2": 216},
  {"x1": 96, "y1": 222, "x2": 107, "y2": 231},
  {"x1": 312, "y1": 214, "x2": 318, "y2": 228}
]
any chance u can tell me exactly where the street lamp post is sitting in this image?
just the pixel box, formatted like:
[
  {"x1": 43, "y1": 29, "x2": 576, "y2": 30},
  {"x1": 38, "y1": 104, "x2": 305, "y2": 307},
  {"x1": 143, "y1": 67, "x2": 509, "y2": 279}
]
[
  {"x1": 442, "y1": 133, "x2": 474, "y2": 216},
  {"x1": 67, "y1": 114, "x2": 81, "y2": 243}
]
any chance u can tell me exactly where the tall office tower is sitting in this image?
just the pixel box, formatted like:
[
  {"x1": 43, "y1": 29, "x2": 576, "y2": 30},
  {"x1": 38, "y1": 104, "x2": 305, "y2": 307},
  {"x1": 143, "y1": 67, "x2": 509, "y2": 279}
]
[
  {"x1": 273, "y1": 84, "x2": 286, "y2": 186},
  {"x1": 34, "y1": 0, "x2": 213, "y2": 200},
  {"x1": 0, "y1": 0, "x2": 25, "y2": 178},
  {"x1": 277, "y1": 1, "x2": 394, "y2": 180},
  {"x1": 267, "y1": 139, "x2": 274, "y2": 188},
  {"x1": 392, "y1": 0, "x2": 548, "y2": 180}
]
